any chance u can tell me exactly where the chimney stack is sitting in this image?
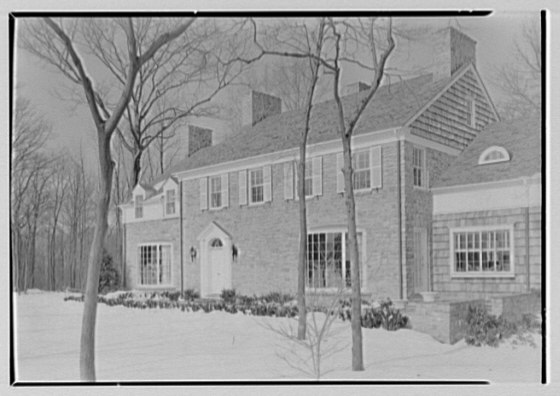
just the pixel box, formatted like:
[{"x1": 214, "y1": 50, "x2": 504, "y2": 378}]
[
  {"x1": 187, "y1": 125, "x2": 213, "y2": 157},
  {"x1": 242, "y1": 91, "x2": 282, "y2": 127},
  {"x1": 432, "y1": 27, "x2": 477, "y2": 81}
]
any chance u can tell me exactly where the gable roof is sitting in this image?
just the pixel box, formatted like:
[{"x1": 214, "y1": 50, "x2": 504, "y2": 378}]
[
  {"x1": 433, "y1": 118, "x2": 542, "y2": 188},
  {"x1": 169, "y1": 73, "x2": 451, "y2": 176}
]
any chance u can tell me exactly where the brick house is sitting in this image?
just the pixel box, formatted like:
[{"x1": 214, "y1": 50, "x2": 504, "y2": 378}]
[{"x1": 119, "y1": 27, "x2": 540, "y2": 303}]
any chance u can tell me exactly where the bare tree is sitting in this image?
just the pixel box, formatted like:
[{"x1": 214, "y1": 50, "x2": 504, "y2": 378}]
[
  {"x1": 21, "y1": 17, "x2": 195, "y2": 381},
  {"x1": 328, "y1": 18, "x2": 395, "y2": 370},
  {"x1": 11, "y1": 97, "x2": 52, "y2": 292},
  {"x1": 77, "y1": 18, "x2": 256, "y2": 187},
  {"x1": 265, "y1": 288, "x2": 348, "y2": 379},
  {"x1": 493, "y1": 17, "x2": 541, "y2": 120},
  {"x1": 241, "y1": 18, "x2": 395, "y2": 370},
  {"x1": 45, "y1": 157, "x2": 68, "y2": 291}
]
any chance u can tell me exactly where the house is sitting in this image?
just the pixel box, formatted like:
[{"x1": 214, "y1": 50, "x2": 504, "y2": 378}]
[
  {"x1": 120, "y1": 27, "x2": 529, "y2": 303},
  {"x1": 431, "y1": 118, "x2": 542, "y2": 299}
]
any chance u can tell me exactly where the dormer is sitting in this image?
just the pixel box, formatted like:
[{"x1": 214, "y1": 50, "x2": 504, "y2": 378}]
[
  {"x1": 131, "y1": 184, "x2": 150, "y2": 219},
  {"x1": 161, "y1": 177, "x2": 179, "y2": 217}
]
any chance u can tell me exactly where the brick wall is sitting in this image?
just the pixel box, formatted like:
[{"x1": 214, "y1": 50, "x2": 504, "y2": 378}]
[
  {"x1": 432, "y1": 206, "x2": 542, "y2": 298},
  {"x1": 402, "y1": 142, "x2": 455, "y2": 297},
  {"x1": 124, "y1": 218, "x2": 181, "y2": 290},
  {"x1": 181, "y1": 142, "x2": 403, "y2": 298}
]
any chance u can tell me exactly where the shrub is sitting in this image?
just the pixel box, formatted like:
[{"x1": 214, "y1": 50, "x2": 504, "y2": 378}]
[
  {"x1": 182, "y1": 289, "x2": 200, "y2": 301},
  {"x1": 98, "y1": 250, "x2": 120, "y2": 294},
  {"x1": 340, "y1": 298, "x2": 408, "y2": 331},
  {"x1": 464, "y1": 305, "x2": 521, "y2": 347},
  {"x1": 220, "y1": 288, "x2": 237, "y2": 303}
]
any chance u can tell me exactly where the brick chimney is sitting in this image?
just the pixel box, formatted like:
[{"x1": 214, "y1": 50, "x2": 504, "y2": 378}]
[
  {"x1": 242, "y1": 90, "x2": 282, "y2": 127},
  {"x1": 187, "y1": 124, "x2": 212, "y2": 157},
  {"x1": 342, "y1": 81, "x2": 370, "y2": 96},
  {"x1": 432, "y1": 27, "x2": 477, "y2": 81}
]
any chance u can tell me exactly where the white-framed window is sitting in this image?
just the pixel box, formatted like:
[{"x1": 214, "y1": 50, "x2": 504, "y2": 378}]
[
  {"x1": 449, "y1": 226, "x2": 514, "y2": 277},
  {"x1": 209, "y1": 176, "x2": 222, "y2": 209},
  {"x1": 200, "y1": 174, "x2": 228, "y2": 210},
  {"x1": 478, "y1": 146, "x2": 511, "y2": 165},
  {"x1": 295, "y1": 159, "x2": 314, "y2": 198},
  {"x1": 352, "y1": 151, "x2": 371, "y2": 190},
  {"x1": 138, "y1": 243, "x2": 172, "y2": 286},
  {"x1": 134, "y1": 194, "x2": 144, "y2": 219},
  {"x1": 165, "y1": 189, "x2": 176, "y2": 215},
  {"x1": 413, "y1": 147, "x2": 426, "y2": 188},
  {"x1": 249, "y1": 168, "x2": 264, "y2": 204},
  {"x1": 337, "y1": 147, "x2": 382, "y2": 193},
  {"x1": 306, "y1": 230, "x2": 363, "y2": 289}
]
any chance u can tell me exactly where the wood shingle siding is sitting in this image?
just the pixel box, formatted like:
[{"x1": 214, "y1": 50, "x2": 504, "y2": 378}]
[{"x1": 410, "y1": 70, "x2": 498, "y2": 149}]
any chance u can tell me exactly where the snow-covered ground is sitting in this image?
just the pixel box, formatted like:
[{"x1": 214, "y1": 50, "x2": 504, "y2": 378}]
[{"x1": 14, "y1": 291, "x2": 542, "y2": 383}]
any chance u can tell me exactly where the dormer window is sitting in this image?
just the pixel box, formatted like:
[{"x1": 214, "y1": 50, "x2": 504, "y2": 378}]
[
  {"x1": 478, "y1": 146, "x2": 511, "y2": 165},
  {"x1": 135, "y1": 194, "x2": 144, "y2": 219},
  {"x1": 166, "y1": 189, "x2": 176, "y2": 215}
]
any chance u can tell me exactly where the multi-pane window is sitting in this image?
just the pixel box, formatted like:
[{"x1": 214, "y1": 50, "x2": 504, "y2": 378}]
[
  {"x1": 478, "y1": 146, "x2": 510, "y2": 165},
  {"x1": 306, "y1": 231, "x2": 363, "y2": 289},
  {"x1": 451, "y1": 228, "x2": 512, "y2": 276},
  {"x1": 138, "y1": 244, "x2": 172, "y2": 285},
  {"x1": 210, "y1": 176, "x2": 222, "y2": 209},
  {"x1": 249, "y1": 168, "x2": 264, "y2": 204},
  {"x1": 352, "y1": 151, "x2": 371, "y2": 190},
  {"x1": 413, "y1": 147, "x2": 425, "y2": 188},
  {"x1": 135, "y1": 195, "x2": 144, "y2": 219},
  {"x1": 166, "y1": 190, "x2": 176, "y2": 215}
]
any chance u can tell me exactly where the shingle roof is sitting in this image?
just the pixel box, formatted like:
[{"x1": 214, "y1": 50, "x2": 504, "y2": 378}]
[
  {"x1": 170, "y1": 73, "x2": 451, "y2": 175},
  {"x1": 433, "y1": 118, "x2": 542, "y2": 188}
]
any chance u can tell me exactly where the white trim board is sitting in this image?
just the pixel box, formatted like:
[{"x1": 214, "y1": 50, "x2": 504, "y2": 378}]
[
  {"x1": 174, "y1": 127, "x2": 460, "y2": 182},
  {"x1": 433, "y1": 176, "x2": 542, "y2": 214}
]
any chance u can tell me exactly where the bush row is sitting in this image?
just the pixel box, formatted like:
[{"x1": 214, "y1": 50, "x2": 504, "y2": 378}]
[
  {"x1": 64, "y1": 289, "x2": 409, "y2": 331},
  {"x1": 465, "y1": 305, "x2": 541, "y2": 347}
]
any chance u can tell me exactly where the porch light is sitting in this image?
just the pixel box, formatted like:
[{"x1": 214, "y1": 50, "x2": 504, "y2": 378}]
[
  {"x1": 232, "y1": 244, "x2": 238, "y2": 261},
  {"x1": 190, "y1": 246, "x2": 197, "y2": 262}
]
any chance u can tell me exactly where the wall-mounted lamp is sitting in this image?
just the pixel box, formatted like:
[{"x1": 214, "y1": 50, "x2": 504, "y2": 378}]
[
  {"x1": 190, "y1": 246, "x2": 197, "y2": 262},
  {"x1": 232, "y1": 244, "x2": 238, "y2": 261}
]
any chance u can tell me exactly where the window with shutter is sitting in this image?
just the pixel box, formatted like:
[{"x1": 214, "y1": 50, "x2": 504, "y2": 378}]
[
  {"x1": 249, "y1": 168, "x2": 264, "y2": 204},
  {"x1": 239, "y1": 170, "x2": 247, "y2": 206},
  {"x1": 370, "y1": 147, "x2": 382, "y2": 188}
]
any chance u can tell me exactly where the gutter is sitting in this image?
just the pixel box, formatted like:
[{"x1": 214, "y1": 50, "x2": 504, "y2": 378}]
[
  {"x1": 396, "y1": 139, "x2": 404, "y2": 300},
  {"x1": 180, "y1": 180, "x2": 184, "y2": 295}
]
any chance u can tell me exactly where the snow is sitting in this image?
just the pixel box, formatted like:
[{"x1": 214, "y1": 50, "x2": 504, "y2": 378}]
[{"x1": 14, "y1": 292, "x2": 542, "y2": 383}]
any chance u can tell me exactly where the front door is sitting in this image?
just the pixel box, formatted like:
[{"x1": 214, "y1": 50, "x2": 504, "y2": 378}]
[
  {"x1": 209, "y1": 238, "x2": 228, "y2": 294},
  {"x1": 413, "y1": 227, "x2": 429, "y2": 293}
]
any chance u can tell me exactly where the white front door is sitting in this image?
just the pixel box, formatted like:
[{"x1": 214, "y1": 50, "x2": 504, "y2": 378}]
[{"x1": 208, "y1": 238, "x2": 229, "y2": 294}]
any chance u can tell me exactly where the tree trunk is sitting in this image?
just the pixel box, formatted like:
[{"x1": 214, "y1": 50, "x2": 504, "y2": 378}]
[
  {"x1": 297, "y1": 152, "x2": 307, "y2": 340},
  {"x1": 341, "y1": 136, "x2": 364, "y2": 371},
  {"x1": 80, "y1": 131, "x2": 114, "y2": 382},
  {"x1": 132, "y1": 150, "x2": 142, "y2": 187}
]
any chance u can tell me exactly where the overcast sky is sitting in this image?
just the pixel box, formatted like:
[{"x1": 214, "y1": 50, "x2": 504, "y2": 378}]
[{"x1": 13, "y1": 11, "x2": 540, "y2": 170}]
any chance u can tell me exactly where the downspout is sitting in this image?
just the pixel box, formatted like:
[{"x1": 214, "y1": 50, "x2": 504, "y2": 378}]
[
  {"x1": 180, "y1": 180, "x2": 184, "y2": 295},
  {"x1": 121, "y1": 207, "x2": 127, "y2": 289},
  {"x1": 396, "y1": 139, "x2": 403, "y2": 300},
  {"x1": 524, "y1": 177, "x2": 531, "y2": 292},
  {"x1": 525, "y1": 207, "x2": 530, "y2": 292}
]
